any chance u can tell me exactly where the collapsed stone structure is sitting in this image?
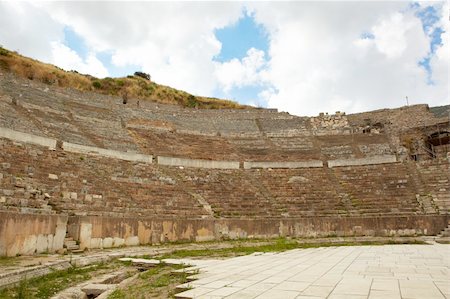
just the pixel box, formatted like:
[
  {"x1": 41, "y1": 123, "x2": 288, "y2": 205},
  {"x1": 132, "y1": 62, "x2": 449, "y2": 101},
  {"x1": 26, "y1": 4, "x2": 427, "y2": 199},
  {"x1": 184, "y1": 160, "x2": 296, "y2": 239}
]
[{"x1": 0, "y1": 72, "x2": 449, "y2": 256}]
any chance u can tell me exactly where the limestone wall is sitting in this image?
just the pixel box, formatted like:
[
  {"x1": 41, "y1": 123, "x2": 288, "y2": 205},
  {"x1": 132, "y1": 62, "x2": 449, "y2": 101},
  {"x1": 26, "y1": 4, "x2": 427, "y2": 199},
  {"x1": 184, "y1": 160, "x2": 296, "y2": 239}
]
[
  {"x1": 68, "y1": 215, "x2": 448, "y2": 250},
  {"x1": 0, "y1": 212, "x2": 67, "y2": 256},
  {"x1": 63, "y1": 142, "x2": 152, "y2": 163},
  {"x1": 157, "y1": 156, "x2": 240, "y2": 169},
  {"x1": 243, "y1": 161, "x2": 323, "y2": 169},
  {"x1": 0, "y1": 127, "x2": 56, "y2": 149},
  {"x1": 328, "y1": 155, "x2": 397, "y2": 168}
]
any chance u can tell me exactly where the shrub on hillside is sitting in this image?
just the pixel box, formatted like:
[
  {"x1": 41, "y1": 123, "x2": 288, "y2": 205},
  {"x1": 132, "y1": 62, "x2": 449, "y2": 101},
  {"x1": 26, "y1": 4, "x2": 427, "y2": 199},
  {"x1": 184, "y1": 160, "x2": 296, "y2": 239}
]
[
  {"x1": 134, "y1": 71, "x2": 151, "y2": 81},
  {"x1": 92, "y1": 81, "x2": 102, "y2": 89}
]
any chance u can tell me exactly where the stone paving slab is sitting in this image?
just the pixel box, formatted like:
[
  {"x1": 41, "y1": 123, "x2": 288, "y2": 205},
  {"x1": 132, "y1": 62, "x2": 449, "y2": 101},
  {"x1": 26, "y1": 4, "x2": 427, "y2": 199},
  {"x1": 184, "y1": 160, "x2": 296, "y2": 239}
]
[{"x1": 175, "y1": 244, "x2": 450, "y2": 298}]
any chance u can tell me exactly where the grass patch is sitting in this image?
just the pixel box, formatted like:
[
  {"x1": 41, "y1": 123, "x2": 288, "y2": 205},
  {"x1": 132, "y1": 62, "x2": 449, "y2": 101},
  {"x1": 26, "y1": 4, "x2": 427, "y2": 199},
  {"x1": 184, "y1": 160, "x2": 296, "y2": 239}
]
[
  {"x1": 108, "y1": 264, "x2": 188, "y2": 299},
  {"x1": 0, "y1": 262, "x2": 119, "y2": 299},
  {"x1": 158, "y1": 238, "x2": 302, "y2": 259},
  {"x1": 157, "y1": 238, "x2": 427, "y2": 259},
  {"x1": 0, "y1": 256, "x2": 19, "y2": 267}
]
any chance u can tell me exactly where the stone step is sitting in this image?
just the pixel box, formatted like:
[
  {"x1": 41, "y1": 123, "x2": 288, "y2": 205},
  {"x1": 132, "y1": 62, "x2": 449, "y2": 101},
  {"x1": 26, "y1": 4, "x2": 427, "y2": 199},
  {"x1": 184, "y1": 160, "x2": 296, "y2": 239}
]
[{"x1": 64, "y1": 237, "x2": 80, "y2": 251}]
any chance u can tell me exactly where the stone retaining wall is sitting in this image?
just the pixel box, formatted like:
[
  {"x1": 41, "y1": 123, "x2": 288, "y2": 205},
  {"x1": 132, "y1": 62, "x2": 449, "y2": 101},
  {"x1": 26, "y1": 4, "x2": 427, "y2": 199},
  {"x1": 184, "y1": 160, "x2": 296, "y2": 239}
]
[
  {"x1": 0, "y1": 212, "x2": 67, "y2": 256},
  {"x1": 328, "y1": 155, "x2": 398, "y2": 168},
  {"x1": 62, "y1": 142, "x2": 152, "y2": 163},
  {"x1": 0, "y1": 127, "x2": 56, "y2": 149},
  {"x1": 243, "y1": 161, "x2": 323, "y2": 169},
  {"x1": 156, "y1": 156, "x2": 240, "y2": 169},
  {"x1": 68, "y1": 215, "x2": 448, "y2": 250}
]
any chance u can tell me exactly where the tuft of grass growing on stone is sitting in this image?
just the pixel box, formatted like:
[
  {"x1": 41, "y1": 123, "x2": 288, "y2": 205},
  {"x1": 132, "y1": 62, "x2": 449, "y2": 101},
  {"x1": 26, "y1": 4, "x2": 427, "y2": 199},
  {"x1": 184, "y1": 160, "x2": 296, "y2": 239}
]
[
  {"x1": 156, "y1": 237, "x2": 428, "y2": 259},
  {"x1": 108, "y1": 264, "x2": 189, "y2": 299},
  {"x1": 0, "y1": 262, "x2": 119, "y2": 299}
]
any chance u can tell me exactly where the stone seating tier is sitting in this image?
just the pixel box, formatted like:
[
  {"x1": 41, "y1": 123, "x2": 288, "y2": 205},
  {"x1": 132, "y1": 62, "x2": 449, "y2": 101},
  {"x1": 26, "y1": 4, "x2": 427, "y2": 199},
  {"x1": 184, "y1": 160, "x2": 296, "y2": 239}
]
[
  {"x1": 0, "y1": 75, "x2": 423, "y2": 162},
  {"x1": 1, "y1": 139, "x2": 443, "y2": 219}
]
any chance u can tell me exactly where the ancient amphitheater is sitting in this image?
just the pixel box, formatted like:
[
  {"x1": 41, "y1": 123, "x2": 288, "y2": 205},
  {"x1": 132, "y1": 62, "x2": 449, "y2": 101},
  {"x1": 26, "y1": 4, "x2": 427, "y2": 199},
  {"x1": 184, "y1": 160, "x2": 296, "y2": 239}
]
[
  {"x1": 0, "y1": 69, "x2": 449, "y2": 298},
  {"x1": 0, "y1": 70, "x2": 449, "y2": 257}
]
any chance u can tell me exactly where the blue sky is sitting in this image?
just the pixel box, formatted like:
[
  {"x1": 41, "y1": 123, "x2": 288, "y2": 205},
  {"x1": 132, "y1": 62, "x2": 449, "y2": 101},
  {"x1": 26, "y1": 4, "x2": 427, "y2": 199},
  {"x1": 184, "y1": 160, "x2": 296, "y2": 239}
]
[
  {"x1": 213, "y1": 12, "x2": 271, "y2": 105},
  {"x1": 0, "y1": 1, "x2": 447, "y2": 115},
  {"x1": 63, "y1": 11, "x2": 272, "y2": 105},
  {"x1": 214, "y1": 12, "x2": 269, "y2": 63},
  {"x1": 415, "y1": 4, "x2": 444, "y2": 85}
]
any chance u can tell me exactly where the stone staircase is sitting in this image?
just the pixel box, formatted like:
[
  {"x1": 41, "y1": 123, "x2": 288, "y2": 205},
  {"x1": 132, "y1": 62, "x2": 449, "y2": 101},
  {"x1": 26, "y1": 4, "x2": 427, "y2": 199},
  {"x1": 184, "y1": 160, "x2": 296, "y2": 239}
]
[
  {"x1": 416, "y1": 162, "x2": 450, "y2": 214},
  {"x1": 415, "y1": 194, "x2": 439, "y2": 214},
  {"x1": 435, "y1": 221, "x2": 450, "y2": 244},
  {"x1": 63, "y1": 237, "x2": 82, "y2": 253}
]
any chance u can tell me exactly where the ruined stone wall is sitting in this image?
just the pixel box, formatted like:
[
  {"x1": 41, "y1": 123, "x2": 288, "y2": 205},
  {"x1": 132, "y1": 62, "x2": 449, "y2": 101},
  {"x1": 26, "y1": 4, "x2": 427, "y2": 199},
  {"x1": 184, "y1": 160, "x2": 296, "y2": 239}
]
[
  {"x1": 0, "y1": 211, "x2": 67, "y2": 256},
  {"x1": 67, "y1": 215, "x2": 447, "y2": 250},
  {"x1": 347, "y1": 104, "x2": 445, "y2": 133}
]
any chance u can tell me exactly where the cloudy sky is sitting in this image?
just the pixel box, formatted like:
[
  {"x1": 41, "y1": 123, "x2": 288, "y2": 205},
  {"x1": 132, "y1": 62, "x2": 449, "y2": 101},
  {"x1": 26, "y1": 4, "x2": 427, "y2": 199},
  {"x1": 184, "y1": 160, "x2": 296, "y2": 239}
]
[{"x1": 0, "y1": 1, "x2": 448, "y2": 116}]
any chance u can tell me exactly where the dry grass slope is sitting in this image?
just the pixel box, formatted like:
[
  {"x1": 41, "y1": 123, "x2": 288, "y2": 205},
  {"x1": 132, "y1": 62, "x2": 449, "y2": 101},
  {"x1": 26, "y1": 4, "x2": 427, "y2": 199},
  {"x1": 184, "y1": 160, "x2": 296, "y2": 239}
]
[{"x1": 0, "y1": 46, "x2": 248, "y2": 109}]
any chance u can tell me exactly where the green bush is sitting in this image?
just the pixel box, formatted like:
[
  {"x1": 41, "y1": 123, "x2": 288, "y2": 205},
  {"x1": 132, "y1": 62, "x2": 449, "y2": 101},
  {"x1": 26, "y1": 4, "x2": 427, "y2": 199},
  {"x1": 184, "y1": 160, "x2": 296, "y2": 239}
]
[
  {"x1": 187, "y1": 95, "x2": 199, "y2": 108},
  {"x1": 92, "y1": 81, "x2": 102, "y2": 89},
  {"x1": 0, "y1": 47, "x2": 10, "y2": 56}
]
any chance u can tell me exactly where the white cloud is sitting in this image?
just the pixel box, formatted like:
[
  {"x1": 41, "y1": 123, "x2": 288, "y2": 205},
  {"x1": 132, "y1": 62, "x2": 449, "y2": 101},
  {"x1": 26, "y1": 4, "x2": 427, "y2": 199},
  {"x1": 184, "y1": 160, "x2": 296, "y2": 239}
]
[
  {"x1": 429, "y1": 1, "x2": 449, "y2": 91},
  {"x1": 0, "y1": 2, "x2": 447, "y2": 116},
  {"x1": 50, "y1": 42, "x2": 109, "y2": 78},
  {"x1": 214, "y1": 48, "x2": 267, "y2": 92},
  {"x1": 372, "y1": 12, "x2": 411, "y2": 59},
  {"x1": 39, "y1": 2, "x2": 243, "y2": 96},
  {"x1": 250, "y1": 2, "x2": 447, "y2": 115},
  {"x1": 0, "y1": 1, "x2": 63, "y2": 61}
]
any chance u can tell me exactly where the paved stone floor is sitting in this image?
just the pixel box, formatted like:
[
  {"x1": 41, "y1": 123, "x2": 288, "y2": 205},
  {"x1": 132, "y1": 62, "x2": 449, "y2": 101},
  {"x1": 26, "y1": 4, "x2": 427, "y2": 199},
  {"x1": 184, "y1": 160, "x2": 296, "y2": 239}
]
[{"x1": 175, "y1": 244, "x2": 450, "y2": 299}]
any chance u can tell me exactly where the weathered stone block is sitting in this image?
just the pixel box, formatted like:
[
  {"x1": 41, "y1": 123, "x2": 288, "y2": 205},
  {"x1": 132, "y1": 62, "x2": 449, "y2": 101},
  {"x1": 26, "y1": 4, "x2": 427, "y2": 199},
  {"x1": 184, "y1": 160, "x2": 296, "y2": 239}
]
[
  {"x1": 48, "y1": 174, "x2": 58, "y2": 180},
  {"x1": 81, "y1": 284, "x2": 113, "y2": 297}
]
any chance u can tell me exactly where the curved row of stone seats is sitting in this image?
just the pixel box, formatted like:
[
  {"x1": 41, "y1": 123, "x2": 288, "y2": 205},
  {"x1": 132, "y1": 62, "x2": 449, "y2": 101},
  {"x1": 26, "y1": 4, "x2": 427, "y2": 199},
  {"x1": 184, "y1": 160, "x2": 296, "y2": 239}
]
[
  {"x1": 0, "y1": 83, "x2": 139, "y2": 151},
  {"x1": 331, "y1": 164, "x2": 421, "y2": 215},
  {"x1": 1, "y1": 136, "x2": 447, "y2": 219},
  {"x1": 129, "y1": 127, "x2": 392, "y2": 162},
  {"x1": 415, "y1": 161, "x2": 450, "y2": 213},
  {"x1": 128, "y1": 128, "x2": 321, "y2": 161},
  {"x1": 247, "y1": 168, "x2": 345, "y2": 217},
  {"x1": 258, "y1": 117, "x2": 311, "y2": 137},
  {"x1": 0, "y1": 98, "x2": 44, "y2": 136},
  {"x1": 0, "y1": 75, "x2": 339, "y2": 140},
  {"x1": 0, "y1": 75, "x2": 443, "y2": 162},
  {"x1": 162, "y1": 164, "x2": 428, "y2": 219},
  {"x1": 0, "y1": 139, "x2": 208, "y2": 218}
]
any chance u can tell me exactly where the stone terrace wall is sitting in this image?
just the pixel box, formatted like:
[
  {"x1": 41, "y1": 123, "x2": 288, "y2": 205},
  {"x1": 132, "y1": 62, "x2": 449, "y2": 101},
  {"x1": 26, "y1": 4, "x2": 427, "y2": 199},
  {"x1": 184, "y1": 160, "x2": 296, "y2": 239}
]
[{"x1": 67, "y1": 215, "x2": 448, "y2": 250}]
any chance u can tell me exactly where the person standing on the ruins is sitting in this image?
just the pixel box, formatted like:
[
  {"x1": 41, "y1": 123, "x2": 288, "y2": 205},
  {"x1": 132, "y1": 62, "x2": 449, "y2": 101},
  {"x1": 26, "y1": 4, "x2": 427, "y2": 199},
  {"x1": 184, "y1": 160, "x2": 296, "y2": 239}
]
[{"x1": 122, "y1": 91, "x2": 128, "y2": 104}]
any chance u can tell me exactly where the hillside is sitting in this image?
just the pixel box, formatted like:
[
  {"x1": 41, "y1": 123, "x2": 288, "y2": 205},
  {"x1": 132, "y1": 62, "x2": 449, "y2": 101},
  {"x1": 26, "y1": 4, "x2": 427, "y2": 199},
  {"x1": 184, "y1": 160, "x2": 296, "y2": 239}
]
[
  {"x1": 0, "y1": 46, "x2": 247, "y2": 109},
  {"x1": 430, "y1": 105, "x2": 450, "y2": 118}
]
